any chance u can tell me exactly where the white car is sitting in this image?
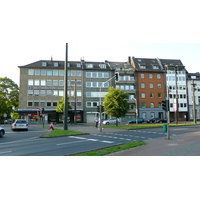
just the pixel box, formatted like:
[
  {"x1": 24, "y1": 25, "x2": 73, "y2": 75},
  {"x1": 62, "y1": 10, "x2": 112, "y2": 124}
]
[
  {"x1": 102, "y1": 118, "x2": 120, "y2": 125},
  {"x1": 11, "y1": 119, "x2": 28, "y2": 131},
  {"x1": 0, "y1": 126, "x2": 5, "y2": 137}
]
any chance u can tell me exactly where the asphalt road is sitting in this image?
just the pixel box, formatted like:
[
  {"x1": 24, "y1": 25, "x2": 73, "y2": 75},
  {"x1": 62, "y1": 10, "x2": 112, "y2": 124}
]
[{"x1": 0, "y1": 124, "x2": 199, "y2": 156}]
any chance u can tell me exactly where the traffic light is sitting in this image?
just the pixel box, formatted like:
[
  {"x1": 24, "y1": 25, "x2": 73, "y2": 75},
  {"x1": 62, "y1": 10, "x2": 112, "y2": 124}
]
[
  {"x1": 101, "y1": 106, "x2": 104, "y2": 112},
  {"x1": 162, "y1": 100, "x2": 169, "y2": 111},
  {"x1": 115, "y1": 72, "x2": 119, "y2": 81},
  {"x1": 97, "y1": 106, "x2": 100, "y2": 112}
]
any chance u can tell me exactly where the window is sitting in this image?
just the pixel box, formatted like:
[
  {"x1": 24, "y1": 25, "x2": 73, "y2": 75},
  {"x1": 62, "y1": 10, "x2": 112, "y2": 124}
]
[
  {"x1": 158, "y1": 93, "x2": 162, "y2": 98},
  {"x1": 53, "y1": 80, "x2": 58, "y2": 86},
  {"x1": 142, "y1": 103, "x2": 146, "y2": 108},
  {"x1": 28, "y1": 102, "x2": 33, "y2": 107},
  {"x1": 149, "y1": 83, "x2": 153, "y2": 88},
  {"x1": 71, "y1": 71, "x2": 76, "y2": 76},
  {"x1": 59, "y1": 70, "x2": 64, "y2": 76},
  {"x1": 100, "y1": 64, "x2": 107, "y2": 68},
  {"x1": 53, "y1": 90, "x2": 58, "y2": 96},
  {"x1": 149, "y1": 74, "x2": 153, "y2": 79},
  {"x1": 157, "y1": 74, "x2": 161, "y2": 79},
  {"x1": 140, "y1": 65, "x2": 146, "y2": 69},
  {"x1": 34, "y1": 102, "x2": 39, "y2": 107},
  {"x1": 47, "y1": 80, "x2": 52, "y2": 86},
  {"x1": 86, "y1": 64, "x2": 93, "y2": 68},
  {"x1": 142, "y1": 112, "x2": 147, "y2": 119},
  {"x1": 40, "y1": 90, "x2": 46, "y2": 96},
  {"x1": 28, "y1": 90, "x2": 33, "y2": 96},
  {"x1": 150, "y1": 103, "x2": 154, "y2": 108},
  {"x1": 150, "y1": 93, "x2": 154, "y2": 98},
  {"x1": 157, "y1": 83, "x2": 161, "y2": 88},
  {"x1": 34, "y1": 90, "x2": 39, "y2": 96},
  {"x1": 77, "y1": 63, "x2": 81, "y2": 68},
  {"x1": 53, "y1": 102, "x2": 57, "y2": 106},
  {"x1": 35, "y1": 70, "x2": 40, "y2": 75},
  {"x1": 59, "y1": 80, "x2": 64, "y2": 86},
  {"x1": 59, "y1": 90, "x2": 64, "y2": 96},
  {"x1": 152, "y1": 66, "x2": 159, "y2": 69},
  {"x1": 54, "y1": 62, "x2": 59, "y2": 67},
  {"x1": 42, "y1": 62, "x2": 47, "y2": 66},
  {"x1": 47, "y1": 70, "x2": 52, "y2": 76},
  {"x1": 41, "y1": 70, "x2": 46, "y2": 76},
  {"x1": 34, "y1": 80, "x2": 40, "y2": 86},
  {"x1": 41, "y1": 80, "x2": 46, "y2": 86},
  {"x1": 40, "y1": 102, "x2": 45, "y2": 107},
  {"x1": 47, "y1": 90, "x2": 52, "y2": 96},
  {"x1": 47, "y1": 102, "x2": 51, "y2": 107},
  {"x1": 77, "y1": 71, "x2": 82, "y2": 76},
  {"x1": 53, "y1": 70, "x2": 58, "y2": 76},
  {"x1": 141, "y1": 93, "x2": 145, "y2": 98},
  {"x1": 140, "y1": 74, "x2": 144, "y2": 78},
  {"x1": 28, "y1": 69, "x2": 34, "y2": 75},
  {"x1": 28, "y1": 80, "x2": 33, "y2": 85},
  {"x1": 141, "y1": 83, "x2": 145, "y2": 88}
]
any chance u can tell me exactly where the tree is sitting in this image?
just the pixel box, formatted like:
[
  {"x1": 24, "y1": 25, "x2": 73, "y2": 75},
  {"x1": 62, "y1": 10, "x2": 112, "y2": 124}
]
[
  {"x1": 56, "y1": 97, "x2": 72, "y2": 112},
  {"x1": 103, "y1": 87, "x2": 129, "y2": 126},
  {"x1": 0, "y1": 77, "x2": 19, "y2": 120}
]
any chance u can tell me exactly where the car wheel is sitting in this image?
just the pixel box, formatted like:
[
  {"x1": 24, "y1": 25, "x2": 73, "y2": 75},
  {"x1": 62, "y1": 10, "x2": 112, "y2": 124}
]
[
  {"x1": 106, "y1": 122, "x2": 109, "y2": 125},
  {"x1": 0, "y1": 130, "x2": 4, "y2": 137}
]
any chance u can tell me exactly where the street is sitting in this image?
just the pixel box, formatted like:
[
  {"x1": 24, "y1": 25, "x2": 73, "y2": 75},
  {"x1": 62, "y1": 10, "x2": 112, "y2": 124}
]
[{"x1": 0, "y1": 124, "x2": 200, "y2": 156}]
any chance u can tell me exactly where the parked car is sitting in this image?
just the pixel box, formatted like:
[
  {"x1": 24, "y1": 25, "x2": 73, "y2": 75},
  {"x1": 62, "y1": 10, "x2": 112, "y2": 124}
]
[
  {"x1": 11, "y1": 119, "x2": 28, "y2": 131},
  {"x1": 102, "y1": 118, "x2": 120, "y2": 125},
  {"x1": 0, "y1": 126, "x2": 5, "y2": 137},
  {"x1": 127, "y1": 118, "x2": 144, "y2": 124},
  {"x1": 161, "y1": 118, "x2": 174, "y2": 123},
  {"x1": 147, "y1": 118, "x2": 161, "y2": 123}
]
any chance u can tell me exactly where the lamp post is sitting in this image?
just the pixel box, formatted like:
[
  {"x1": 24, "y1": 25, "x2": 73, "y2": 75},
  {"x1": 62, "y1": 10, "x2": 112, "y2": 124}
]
[{"x1": 132, "y1": 97, "x2": 138, "y2": 124}]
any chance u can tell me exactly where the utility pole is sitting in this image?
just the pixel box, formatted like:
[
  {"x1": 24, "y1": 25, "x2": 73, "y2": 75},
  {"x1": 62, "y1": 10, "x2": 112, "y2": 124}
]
[
  {"x1": 64, "y1": 43, "x2": 68, "y2": 130},
  {"x1": 191, "y1": 79, "x2": 197, "y2": 123},
  {"x1": 74, "y1": 79, "x2": 77, "y2": 124}
]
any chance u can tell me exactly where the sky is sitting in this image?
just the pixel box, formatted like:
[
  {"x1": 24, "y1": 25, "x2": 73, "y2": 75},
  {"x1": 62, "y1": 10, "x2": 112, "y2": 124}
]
[{"x1": 1, "y1": 0, "x2": 200, "y2": 86}]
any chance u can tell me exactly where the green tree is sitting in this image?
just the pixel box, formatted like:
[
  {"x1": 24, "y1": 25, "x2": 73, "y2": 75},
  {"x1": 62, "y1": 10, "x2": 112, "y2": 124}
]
[
  {"x1": 104, "y1": 87, "x2": 129, "y2": 126},
  {"x1": 56, "y1": 97, "x2": 72, "y2": 112},
  {"x1": 0, "y1": 77, "x2": 19, "y2": 120}
]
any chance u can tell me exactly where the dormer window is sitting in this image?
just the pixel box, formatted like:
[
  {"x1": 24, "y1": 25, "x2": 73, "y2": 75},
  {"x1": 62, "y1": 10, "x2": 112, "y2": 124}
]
[
  {"x1": 77, "y1": 63, "x2": 81, "y2": 68},
  {"x1": 152, "y1": 65, "x2": 159, "y2": 69},
  {"x1": 42, "y1": 62, "x2": 47, "y2": 67},
  {"x1": 139, "y1": 65, "x2": 146, "y2": 69},
  {"x1": 99, "y1": 64, "x2": 106, "y2": 69},
  {"x1": 54, "y1": 62, "x2": 59, "y2": 67},
  {"x1": 86, "y1": 64, "x2": 93, "y2": 68}
]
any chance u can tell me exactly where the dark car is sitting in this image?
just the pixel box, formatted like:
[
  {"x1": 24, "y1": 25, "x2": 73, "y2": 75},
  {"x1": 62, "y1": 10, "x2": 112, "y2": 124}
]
[
  {"x1": 127, "y1": 118, "x2": 144, "y2": 124},
  {"x1": 147, "y1": 118, "x2": 161, "y2": 123},
  {"x1": 161, "y1": 118, "x2": 174, "y2": 123}
]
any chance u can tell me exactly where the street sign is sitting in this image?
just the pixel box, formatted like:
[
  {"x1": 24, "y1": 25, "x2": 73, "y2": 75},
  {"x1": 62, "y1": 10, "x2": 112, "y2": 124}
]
[{"x1": 173, "y1": 103, "x2": 177, "y2": 112}]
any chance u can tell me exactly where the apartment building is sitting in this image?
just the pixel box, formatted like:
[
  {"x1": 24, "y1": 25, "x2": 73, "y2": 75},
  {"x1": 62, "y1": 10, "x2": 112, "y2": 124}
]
[
  {"x1": 17, "y1": 56, "x2": 190, "y2": 123},
  {"x1": 132, "y1": 57, "x2": 166, "y2": 120},
  {"x1": 159, "y1": 59, "x2": 189, "y2": 121},
  {"x1": 187, "y1": 72, "x2": 200, "y2": 121}
]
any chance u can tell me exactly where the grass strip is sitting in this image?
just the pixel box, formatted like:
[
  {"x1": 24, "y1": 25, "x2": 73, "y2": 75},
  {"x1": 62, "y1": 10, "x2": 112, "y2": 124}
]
[
  {"x1": 70, "y1": 140, "x2": 146, "y2": 156},
  {"x1": 41, "y1": 128, "x2": 84, "y2": 137}
]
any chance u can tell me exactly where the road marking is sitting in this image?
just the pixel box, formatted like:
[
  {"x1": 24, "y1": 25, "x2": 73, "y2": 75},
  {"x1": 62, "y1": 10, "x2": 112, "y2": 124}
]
[
  {"x1": 101, "y1": 141, "x2": 114, "y2": 143},
  {"x1": 87, "y1": 139, "x2": 98, "y2": 141},
  {"x1": 148, "y1": 138, "x2": 153, "y2": 140},
  {"x1": 69, "y1": 136, "x2": 86, "y2": 140},
  {"x1": 0, "y1": 137, "x2": 44, "y2": 145},
  {"x1": 57, "y1": 140, "x2": 87, "y2": 146},
  {"x1": 0, "y1": 151, "x2": 12, "y2": 154},
  {"x1": 126, "y1": 139, "x2": 131, "y2": 141},
  {"x1": 119, "y1": 138, "x2": 125, "y2": 139}
]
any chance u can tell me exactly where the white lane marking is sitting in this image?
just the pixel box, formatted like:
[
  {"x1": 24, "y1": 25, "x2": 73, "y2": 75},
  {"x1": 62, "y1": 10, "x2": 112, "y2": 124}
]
[
  {"x1": 87, "y1": 139, "x2": 98, "y2": 141},
  {"x1": 0, "y1": 151, "x2": 12, "y2": 154},
  {"x1": 141, "y1": 137, "x2": 145, "y2": 138},
  {"x1": 135, "y1": 136, "x2": 139, "y2": 138},
  {"x1": 148, "y1": 138, "x2": 153, "y2": 140},
  {"x1": 101, "y1": 141, "x2": 114, "y2": 143},
  {"x1": 119, "y1": 138, "x2": 125, "y2": 140},
  {"x1": 126, "y1": 139, "x2": 131, "y2": 141},
  {"x1": 57, "y1": 140, "x2": 87, "y2": 146},
  {"x1": 69, "y1": 136, "x2": 86, "y2": 140}
]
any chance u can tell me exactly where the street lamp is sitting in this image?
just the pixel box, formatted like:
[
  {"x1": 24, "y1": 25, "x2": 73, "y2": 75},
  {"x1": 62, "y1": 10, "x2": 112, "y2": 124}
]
[{"x1": 132, "y1": 97, "x2": 138, "y2": 124}]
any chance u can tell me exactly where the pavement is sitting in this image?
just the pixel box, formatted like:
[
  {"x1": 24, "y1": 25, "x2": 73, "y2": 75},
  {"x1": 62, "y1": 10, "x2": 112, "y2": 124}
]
[{"x1": 66, "y1": 123, "x2": 200, "y2": 156}]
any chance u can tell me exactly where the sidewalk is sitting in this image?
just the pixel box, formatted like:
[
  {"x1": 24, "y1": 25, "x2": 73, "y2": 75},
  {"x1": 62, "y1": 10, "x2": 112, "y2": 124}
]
[{"x1": 68, "y1": 124, "x2": 200, "y2": 156}]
